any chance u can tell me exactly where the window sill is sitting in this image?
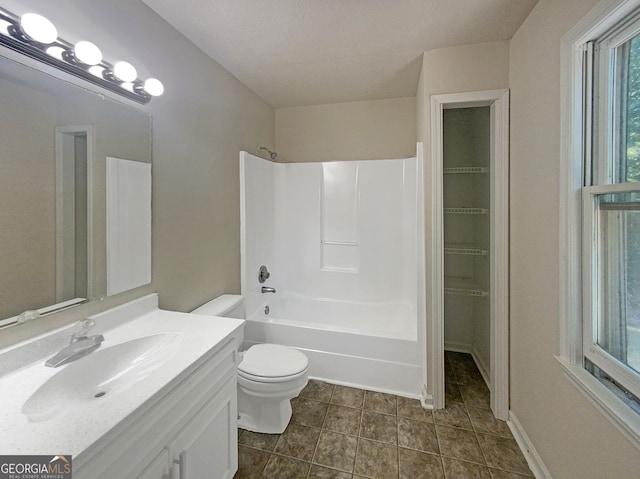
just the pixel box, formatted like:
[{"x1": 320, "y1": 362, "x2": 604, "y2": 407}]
[{"x1": 556, "y1": 355, "x2": 640, "y2": 450}]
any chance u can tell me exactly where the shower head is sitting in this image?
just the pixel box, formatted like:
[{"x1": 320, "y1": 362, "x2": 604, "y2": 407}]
[{"x1": 259, "y1": 146, "x2": 278, "y2": 160}]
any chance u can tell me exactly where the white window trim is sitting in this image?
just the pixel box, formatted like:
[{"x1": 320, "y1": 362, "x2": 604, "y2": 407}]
[
  {"x1": 582, "y1": 183, "x2": 640, "y2": 401},
  {"x1": 559, "y1": 0, "x2": 640, "y2": 449}
]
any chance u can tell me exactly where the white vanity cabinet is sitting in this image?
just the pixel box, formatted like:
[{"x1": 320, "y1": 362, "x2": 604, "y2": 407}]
[
  {"x1": 137, "y1": 449, "x2": 171, "y2": 479},
  {"x1": 0, "y1": 296, "x2": 244, "y2": 478},
  {"x1": 136, "y1": 377, "x2": 236, "y2": 479},
  {"x1": 161, "y1": 376, "x2": 236, "y2": 479},
  {"x1": 75, "y1": 336, "x2": 241, "y2": 479}
]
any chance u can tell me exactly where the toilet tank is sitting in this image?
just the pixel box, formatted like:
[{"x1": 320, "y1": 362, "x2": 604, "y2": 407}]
[{"x1": 191, "y1": 294, "x2": 245, "y2": 319}]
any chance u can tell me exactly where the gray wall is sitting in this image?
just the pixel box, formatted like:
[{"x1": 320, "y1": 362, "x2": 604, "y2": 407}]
[
  {"x1": 275, "y1": 97, "x2": 416, "y2": 162},
  {"x1": 0, "y1": 0, "x2": 274, "y2": 347},
  {"x1": 415, "y1": 39, "x2": 510, "y2": 407},
  {"x1": 416, "y1": 41, "x2": 510, "y2": 145},
  {"x1": 0, "y1": 77, "x2": 56, "y2": 320},
  {"x1": 510, "y1": 0, "x2": 640, "y2": 477}
]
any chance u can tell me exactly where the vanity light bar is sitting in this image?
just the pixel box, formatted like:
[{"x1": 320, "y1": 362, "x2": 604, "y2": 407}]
[{"x1": 0, "y1": 7, "x2": 163, "y2": 104}]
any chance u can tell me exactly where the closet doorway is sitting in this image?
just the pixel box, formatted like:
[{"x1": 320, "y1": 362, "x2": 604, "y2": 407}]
[{"x1": 427, "y1": 90, "x2": 509, "y2": 420}]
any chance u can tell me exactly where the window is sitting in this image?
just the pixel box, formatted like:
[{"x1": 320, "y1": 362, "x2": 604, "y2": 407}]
[{"x1": 583, "y1": 13, "x2": 640, "y2": 405}]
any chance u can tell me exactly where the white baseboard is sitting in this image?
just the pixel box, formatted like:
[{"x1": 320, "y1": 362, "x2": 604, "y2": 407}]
[
  {"x1": 508, "y1": 410, "x2": 553, "y2": 479},
  {"x1": 470, "y1": 345, "x2": 490, "y2": 388},
  {"x1": 444, "y1": 341, "x2": 470, "y2": 353}
]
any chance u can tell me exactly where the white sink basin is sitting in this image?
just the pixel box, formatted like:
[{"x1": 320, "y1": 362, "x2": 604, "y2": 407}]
[
  {"x1": 22, "y1": 333, "x2": 181, "y2": 422},
  {"x1": 0, "y1": 295, "x2": 245, "y2": 460}
]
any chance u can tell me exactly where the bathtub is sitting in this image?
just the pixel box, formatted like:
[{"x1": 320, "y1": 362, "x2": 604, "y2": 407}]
[{"x1": 243, "y1": 295, "x2": 424, "y2": 398}]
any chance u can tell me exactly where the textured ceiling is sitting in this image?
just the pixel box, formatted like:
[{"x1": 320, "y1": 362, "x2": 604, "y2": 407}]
[{"x1": 142, "y1": 0, "x2": 538, "y2": 108}]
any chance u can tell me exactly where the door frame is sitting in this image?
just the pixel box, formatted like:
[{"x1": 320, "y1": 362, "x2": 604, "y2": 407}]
[
  {"x1": 426, "y1": 89, "x2": 510, "y2": 420},
  {"x1": 55, "y1": 125, "x2": 95, "y2": 301}
]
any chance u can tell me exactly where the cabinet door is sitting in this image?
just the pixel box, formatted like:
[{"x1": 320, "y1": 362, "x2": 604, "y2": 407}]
[
  {"x1": 136, "y1": 448, "x2": 170, "y2": 479},
  {"x1": 169, "y1": 375, "x2": 237, "y2": 479}
]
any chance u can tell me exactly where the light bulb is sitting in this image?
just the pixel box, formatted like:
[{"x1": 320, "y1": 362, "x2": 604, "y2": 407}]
[
  {"x1": 20, "y1": 13, "x2": 57, "y2": 44},
  {"x1": 88, "y1": 65, "x2": 104, "y2": 77},
  {"x1": 74, "y1": 41, "x2": 102, "y2": 65},
  {"x1": 121, "y1": 82, "x2": 135, "y2": 92},
  {"x1": 113, "y1": 61, "x2": 137, "y2": 82},
  {"x1": 46, "y1": 46, "x2": 65, "y2": 60},
  {"x1": 143, "y1": 78, "x2": 164, "y2": 96}
]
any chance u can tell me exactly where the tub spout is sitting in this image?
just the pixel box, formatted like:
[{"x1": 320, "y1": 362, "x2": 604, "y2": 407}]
[{"x1": 261, "y1": 286, "x2": 276, "y2": 294}]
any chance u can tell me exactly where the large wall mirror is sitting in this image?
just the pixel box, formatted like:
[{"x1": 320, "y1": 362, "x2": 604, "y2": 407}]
[{"x1": 0, "y1": 53, "x2": 152, "y2": 328}]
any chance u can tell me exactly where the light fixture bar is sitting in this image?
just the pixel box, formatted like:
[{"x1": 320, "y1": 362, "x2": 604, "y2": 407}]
[{"x1": 0, "y1": 7, "x2": 163, "y2": 104}]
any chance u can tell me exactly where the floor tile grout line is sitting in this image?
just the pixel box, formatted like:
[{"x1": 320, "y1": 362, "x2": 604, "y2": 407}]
[
  {"x1": 255, "y1": 445, "x2": 271, "y2": 479},
  {"x1": 354, "y1": 432, "x2": 362, "y2": 478},
  {"x1": 475, "y1": 430, "x2": 493, "y2": 476},
  {"x1": 313, "y1": 384, "x2": 363, "y2": 475},
  {"x1": 449, "y1": 355, "x2": 527, "y2": 477},
  {"x1": 394, "y1": 397, "x2": 399, "y2": 479},
  {"x1": 439, "y1": 449, "x2": 488, "y2": 467},
  {"x1": 432, "y1": 416, "x2": 448, "y2": 478},
  {"x1": 444, "y1": 356, "x2": 489, "y2": 477},
  {"x1": 352, "y1": 404, "x2": 365, "y2": 476},
  {"x1": 268, "y1": 449, "x2": 360, "y2": 478},
  {"x1": 305, "y1": 389, "x2": 333, "y2": 479},
  {"x1": 396, "y1": 395, "x2": 401, "y2": 479},
  {"x1": 238, "y1": 355, "x2": 531, "y2": 479},
  {"x1": 360, "y1": 416, "x2": 516, "y2": 473}
]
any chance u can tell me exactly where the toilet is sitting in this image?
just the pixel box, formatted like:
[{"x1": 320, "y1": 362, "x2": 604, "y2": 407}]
[{"x1": 191, "y1": 294, "x2": 309, "y2": 434}]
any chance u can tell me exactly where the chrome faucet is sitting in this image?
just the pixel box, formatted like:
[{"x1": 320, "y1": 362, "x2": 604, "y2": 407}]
[
  {"x1": 261, "y1": 286, "x2": 276, "y2": 294},
  {"x1": 45, "y1": 319, "x2": 104, "y2": 368}
]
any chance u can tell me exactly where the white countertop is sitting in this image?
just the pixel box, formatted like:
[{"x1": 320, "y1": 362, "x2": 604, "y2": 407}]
[{"x1": 0, "y1": 294, "x2": 244, "y2": 464}]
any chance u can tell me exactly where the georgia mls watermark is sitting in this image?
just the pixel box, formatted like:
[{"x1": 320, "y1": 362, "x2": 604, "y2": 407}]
[{"x1": 0, "y1": 456, "x2": 72, "y2": 479}]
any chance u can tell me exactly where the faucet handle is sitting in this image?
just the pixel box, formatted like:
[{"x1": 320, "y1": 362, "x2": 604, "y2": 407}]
[
  {"x1": 258, "y1": 265, "x2": 271, "y2": 283},
  {"x1": 72, "y1": 319, "x2": 95, "y2": 338}
]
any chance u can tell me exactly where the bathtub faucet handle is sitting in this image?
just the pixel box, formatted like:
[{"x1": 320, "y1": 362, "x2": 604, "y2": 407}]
[
  {"x1": 258, "y1": 265, "x2": 271, "y2": 284},
  {"x1": 261, "y1": 286, "x2": 276, "y2": 294}
]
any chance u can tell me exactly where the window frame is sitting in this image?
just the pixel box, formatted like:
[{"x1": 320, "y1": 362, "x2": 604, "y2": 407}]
[
  {"x1": 594, "y1": 14, "x2": 640, "y2": 185},
  {"x1": 582, "y1": 184, "x2": 640, "y2": 401},
  {"x1": 559, "y1": 0, "x2": 640, "y2": 450}
]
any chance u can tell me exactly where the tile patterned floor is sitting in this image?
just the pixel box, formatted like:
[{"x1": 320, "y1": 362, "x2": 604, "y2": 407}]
[{"x1": 235, "y1": 351, "x2": 533, "y2": 479}]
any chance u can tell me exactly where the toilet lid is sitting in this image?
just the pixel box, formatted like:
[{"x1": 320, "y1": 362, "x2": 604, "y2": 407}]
[{"x1": 239, "y1": 344, "x2": 309, "y2": 379}]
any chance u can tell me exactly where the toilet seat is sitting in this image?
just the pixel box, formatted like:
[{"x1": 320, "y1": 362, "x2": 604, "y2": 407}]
[
  {"x1": 238, "y1": 367, "x2": 309, "y2": 384},
  {"x1": 239, "y1": 344, "x2": 308, "y2": 382}
]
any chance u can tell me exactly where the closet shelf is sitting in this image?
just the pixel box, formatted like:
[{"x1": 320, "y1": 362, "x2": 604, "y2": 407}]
[
  {"x1": 443, "y1": 166, "x2": 488, "y2": 174},
  {"x1": 444, "y1": 284, "x2": 488, "y2": 298},
  {"x1": 444, "y1": 277, "x2": 488, "y2": 297},
  {"x1": 444, "y1": 207, "x2": 488, "y2": 215},
  {"x1": 444, "y1": 244, "x2": 488, "y2": 256}
]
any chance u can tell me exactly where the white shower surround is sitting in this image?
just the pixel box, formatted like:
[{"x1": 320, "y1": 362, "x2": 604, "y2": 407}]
[{"x1": 240, "y1": 146, "x2": 426, "y2": 398}]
